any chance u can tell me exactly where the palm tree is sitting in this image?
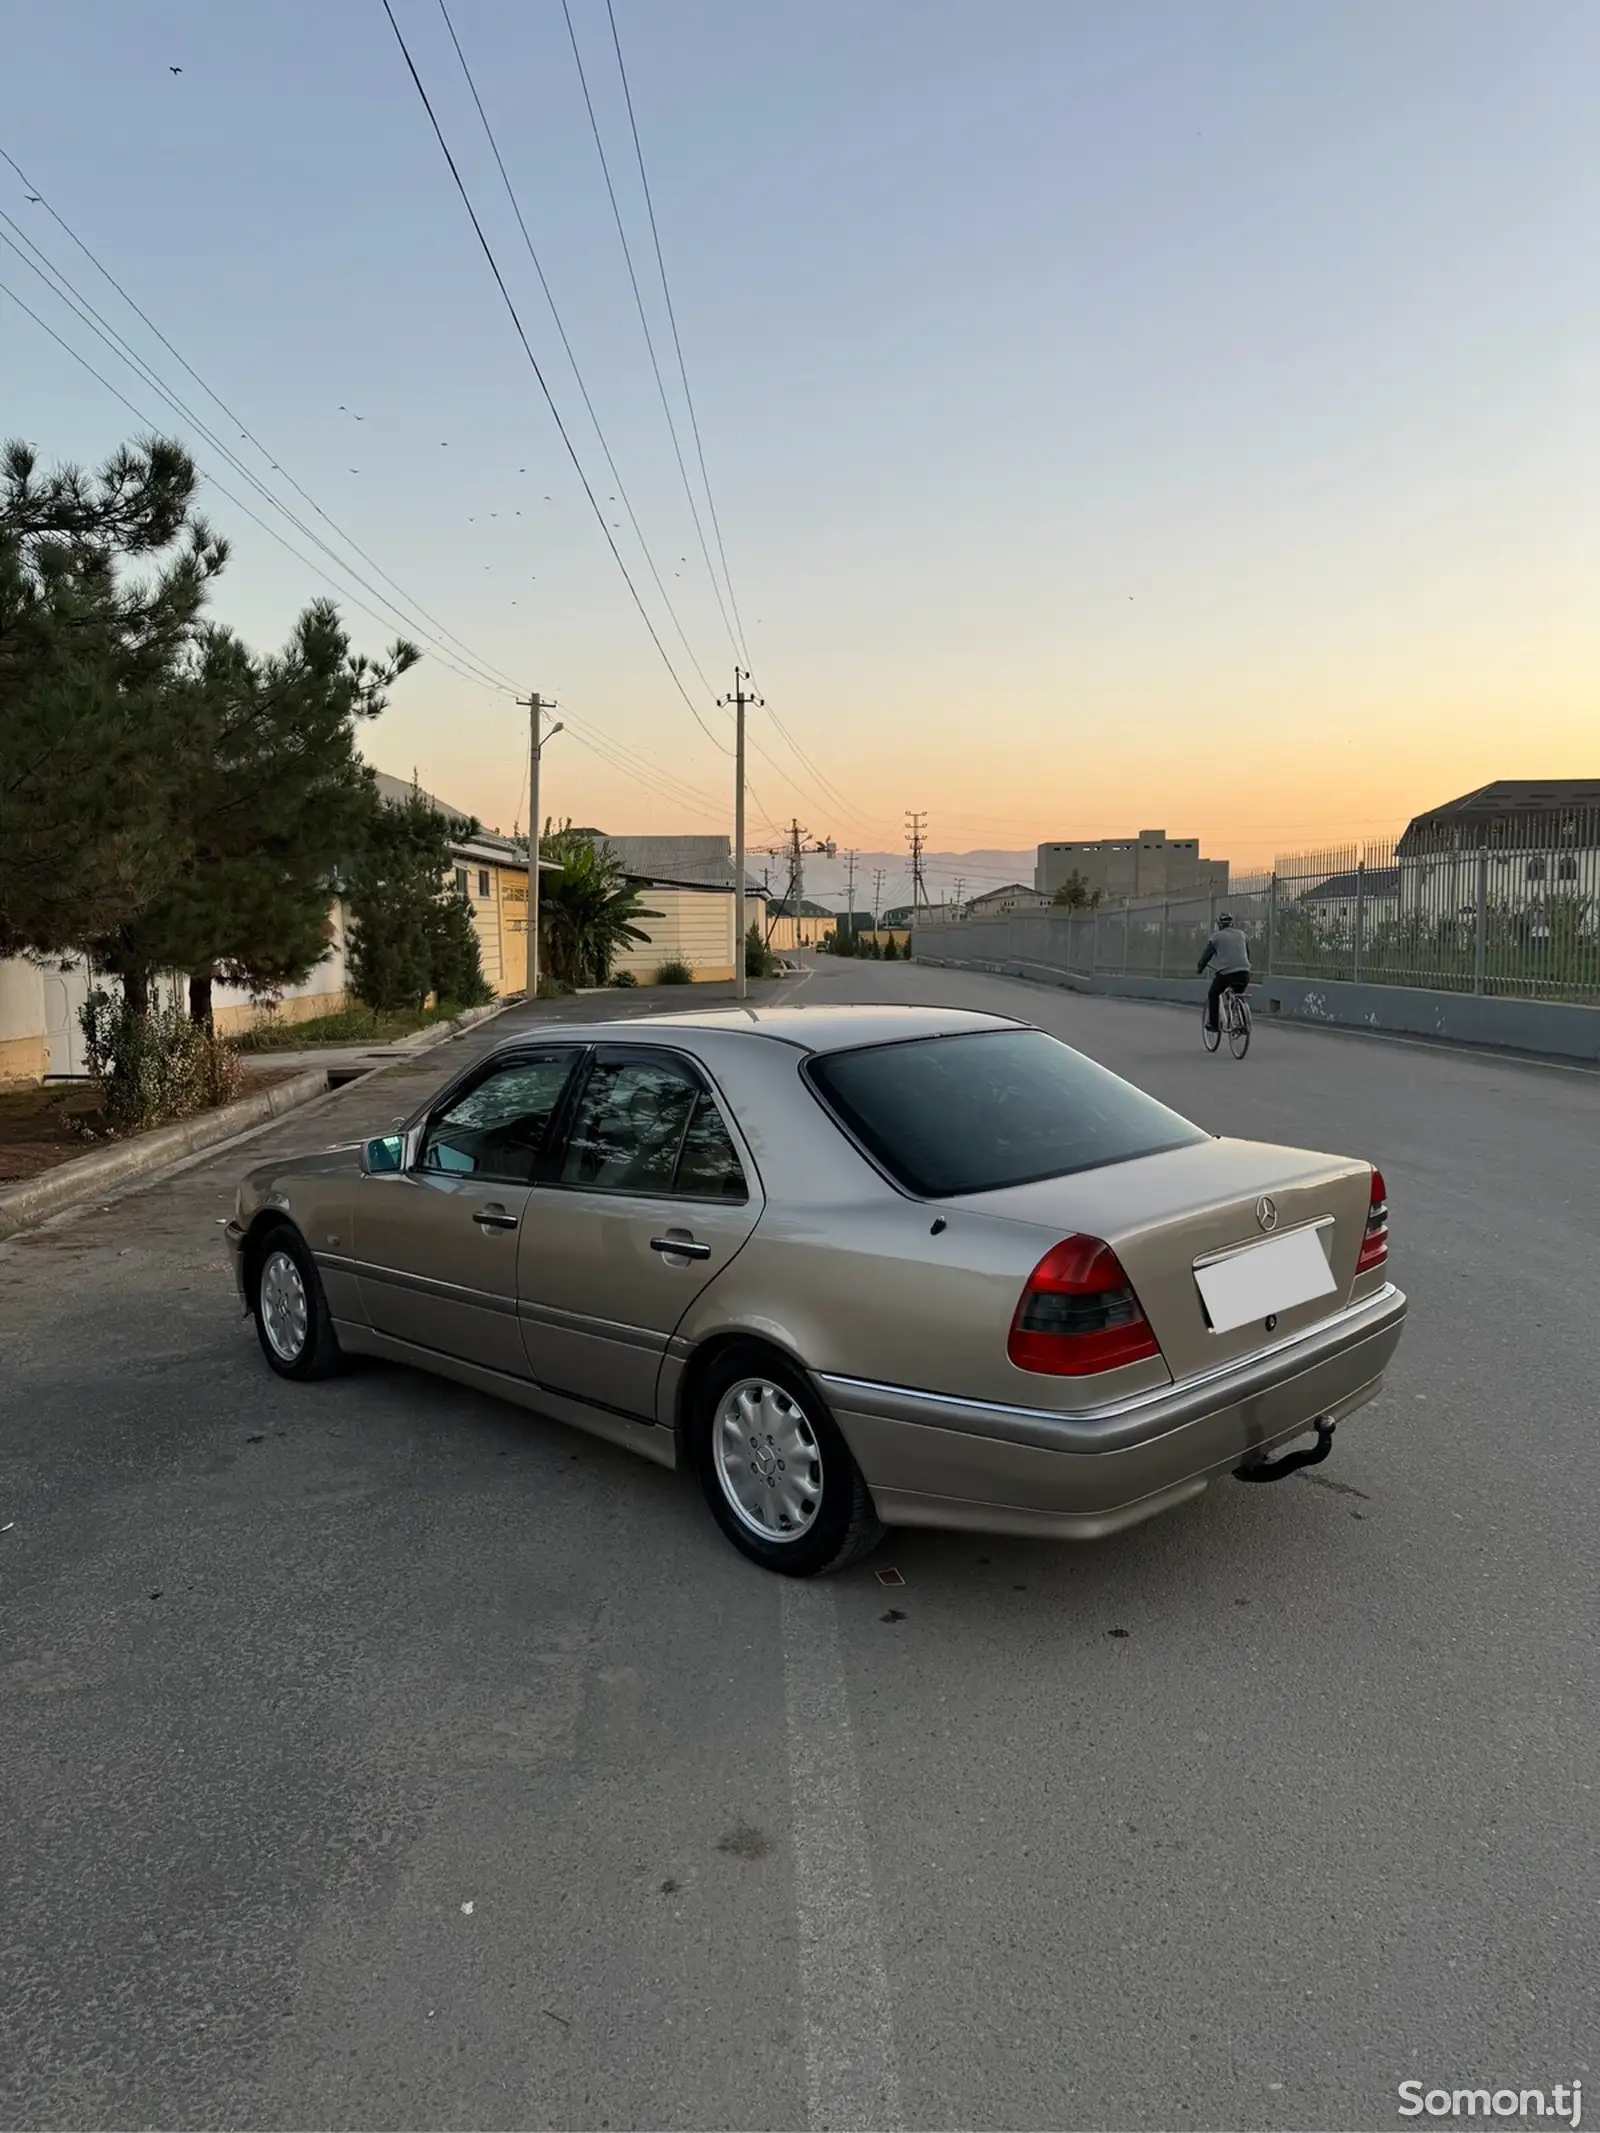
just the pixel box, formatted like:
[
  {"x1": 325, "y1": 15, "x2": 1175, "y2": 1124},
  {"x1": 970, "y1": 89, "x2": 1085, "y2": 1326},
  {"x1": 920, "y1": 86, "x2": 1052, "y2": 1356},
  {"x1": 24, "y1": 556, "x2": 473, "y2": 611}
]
[{"x1": 536, "y1": 822, "x2": 658, "y2": 987}]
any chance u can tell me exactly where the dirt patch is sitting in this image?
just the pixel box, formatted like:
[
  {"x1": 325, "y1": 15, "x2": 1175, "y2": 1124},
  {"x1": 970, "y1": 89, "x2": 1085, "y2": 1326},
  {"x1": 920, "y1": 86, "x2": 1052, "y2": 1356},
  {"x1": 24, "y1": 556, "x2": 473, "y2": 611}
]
[{"x1": 0, "y1": 1069, "x2": 303, "y2": 1186}]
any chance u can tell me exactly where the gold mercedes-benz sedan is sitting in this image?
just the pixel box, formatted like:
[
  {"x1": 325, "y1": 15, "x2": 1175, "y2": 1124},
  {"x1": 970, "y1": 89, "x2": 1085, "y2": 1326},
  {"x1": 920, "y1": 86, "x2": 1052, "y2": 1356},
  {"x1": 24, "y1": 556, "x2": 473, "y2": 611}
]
[{"x1": 227, "y1": 1005, "x2": 1406, "y2": 1575}]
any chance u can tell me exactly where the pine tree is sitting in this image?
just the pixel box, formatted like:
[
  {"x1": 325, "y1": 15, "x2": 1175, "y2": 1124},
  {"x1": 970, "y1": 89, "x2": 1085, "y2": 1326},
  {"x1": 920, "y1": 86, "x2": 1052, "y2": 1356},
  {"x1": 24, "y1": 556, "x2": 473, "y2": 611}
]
[
  {"x1": 346, "y1": 789, "x2": 492, "y2": 1013},
  {"x1": 346, "y1": 790, "x2": 447, "y2": 1012},
  {"x1": 0, "y1": 436, "x2": 224, "y2": 973},
  {"x1": 426, "y1": 881, "x2": 493, "y2": 1009},
  {"x1": 92, "y1": 602, "x2": 418, "y2": 1022}
]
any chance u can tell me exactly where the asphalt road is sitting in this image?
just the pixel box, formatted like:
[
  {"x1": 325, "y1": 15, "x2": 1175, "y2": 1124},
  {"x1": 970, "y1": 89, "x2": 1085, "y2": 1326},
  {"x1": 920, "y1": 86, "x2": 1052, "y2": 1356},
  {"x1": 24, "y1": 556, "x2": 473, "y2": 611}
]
[{"x1": 2, "y1": 961, "x2": 1594, "y2": 2133}]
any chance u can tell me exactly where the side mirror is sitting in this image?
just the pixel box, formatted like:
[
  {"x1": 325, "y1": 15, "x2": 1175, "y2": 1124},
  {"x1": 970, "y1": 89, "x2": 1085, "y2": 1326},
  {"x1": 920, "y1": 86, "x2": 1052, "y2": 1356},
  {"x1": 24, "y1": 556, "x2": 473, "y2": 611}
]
[{"x1": 361, "y1": 1134, "x2": 405, "y2": 1175}]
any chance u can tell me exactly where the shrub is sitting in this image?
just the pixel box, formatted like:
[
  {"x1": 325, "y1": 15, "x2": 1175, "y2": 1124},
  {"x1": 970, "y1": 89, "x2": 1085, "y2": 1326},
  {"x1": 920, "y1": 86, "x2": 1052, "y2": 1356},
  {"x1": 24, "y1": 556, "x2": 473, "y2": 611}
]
[
  {"x1": 612, "y1": 969, "x2": 638, "y2": 988},
  {"x1": 79, "y1": 987, "x2": 244, "y2": 1133},
  {"x1": 881, "y1": 936, "x2": 899, "y2": 961},
  {"x1": 745, "y1": 924, "x2": 776, "y2": 980},
  {"x1": 654, "y1": 958, "x2": 694, "y2": 985}
]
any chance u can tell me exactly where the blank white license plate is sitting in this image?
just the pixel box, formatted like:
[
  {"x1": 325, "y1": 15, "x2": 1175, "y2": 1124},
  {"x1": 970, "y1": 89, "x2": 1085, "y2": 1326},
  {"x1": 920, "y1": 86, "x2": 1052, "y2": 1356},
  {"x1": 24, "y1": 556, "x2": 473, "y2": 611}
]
[{"x1": 1194, "y1": 1226, "x2": 1336, "y2": 1334}]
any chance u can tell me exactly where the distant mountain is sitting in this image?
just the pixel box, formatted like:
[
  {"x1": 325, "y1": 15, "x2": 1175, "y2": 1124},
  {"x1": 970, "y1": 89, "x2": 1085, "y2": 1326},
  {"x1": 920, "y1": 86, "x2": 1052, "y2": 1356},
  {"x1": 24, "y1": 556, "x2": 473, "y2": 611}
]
[{"x1": 779, "y1": 849, "x2": 1036, "y2": 912}]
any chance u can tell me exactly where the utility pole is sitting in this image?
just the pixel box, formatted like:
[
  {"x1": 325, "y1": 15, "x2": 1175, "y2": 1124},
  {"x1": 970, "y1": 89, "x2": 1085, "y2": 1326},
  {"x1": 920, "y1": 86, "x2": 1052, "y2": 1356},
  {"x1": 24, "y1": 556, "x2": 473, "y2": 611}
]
[
  {"x1": 516, "y1": 690, "x2": 562, "y2": 999},
  {"x1": 872, "y1": 867, "x2": 886, "y2": 931},
  {"x1": 756, "y1": 820, "x2": 836, "y2": 948},
  {"x1": 718, "y1": 668, "x2": 760, "y2": 998},
  {"x1": 844, "y1": 849, "x2": 857, "y2": 941},
  {"x1": 905, "y1": 811, "x2": 930, "y2": 913},
  {"x1": 952, "y1": 874, "x2": 966, "y2": 922}
]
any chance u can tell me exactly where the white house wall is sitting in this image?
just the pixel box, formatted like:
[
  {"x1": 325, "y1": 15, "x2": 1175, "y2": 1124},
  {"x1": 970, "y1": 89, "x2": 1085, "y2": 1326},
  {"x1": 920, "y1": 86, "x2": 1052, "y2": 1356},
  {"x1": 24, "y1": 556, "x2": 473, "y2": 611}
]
[{"x1": 0, "y1": 899, "x2": 353, "y2": 1083}]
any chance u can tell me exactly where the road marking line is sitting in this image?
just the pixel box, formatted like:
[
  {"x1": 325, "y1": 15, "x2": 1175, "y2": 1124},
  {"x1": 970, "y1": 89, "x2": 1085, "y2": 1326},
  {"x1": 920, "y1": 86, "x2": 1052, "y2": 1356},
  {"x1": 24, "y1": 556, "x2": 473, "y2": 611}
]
[{"x1": 781, "y1": 1580, "x2": 903, "y2": 2133}]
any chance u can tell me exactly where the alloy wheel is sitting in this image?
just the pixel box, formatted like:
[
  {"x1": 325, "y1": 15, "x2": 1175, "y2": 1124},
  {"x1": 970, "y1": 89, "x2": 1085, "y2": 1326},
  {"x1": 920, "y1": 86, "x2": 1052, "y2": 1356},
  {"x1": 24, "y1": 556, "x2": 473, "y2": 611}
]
[
  {"x1": 712, "y1": 1377, "x2": 825, "y2": 1541},
  {"x1": 258, "y1": 1247, "x2": 309, "y2": 1363}
]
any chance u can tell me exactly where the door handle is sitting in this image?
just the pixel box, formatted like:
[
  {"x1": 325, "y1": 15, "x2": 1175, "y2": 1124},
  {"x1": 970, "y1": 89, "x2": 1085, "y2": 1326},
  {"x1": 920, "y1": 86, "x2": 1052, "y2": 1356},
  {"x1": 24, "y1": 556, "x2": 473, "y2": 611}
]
[
  {"x1": 473, "y1": 1205, "x2": 520, "y2": 1232},
  {"x1": 650, "y1": 1234, "x2": 711, "y2": 1261}
]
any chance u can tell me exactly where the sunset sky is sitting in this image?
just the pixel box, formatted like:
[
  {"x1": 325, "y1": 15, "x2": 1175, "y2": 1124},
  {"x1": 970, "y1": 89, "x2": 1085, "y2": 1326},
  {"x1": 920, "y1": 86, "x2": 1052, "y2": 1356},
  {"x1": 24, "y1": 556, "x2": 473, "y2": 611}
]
[{"x1": 5, "y1": 0, "x2": 1596, "y2": 872}]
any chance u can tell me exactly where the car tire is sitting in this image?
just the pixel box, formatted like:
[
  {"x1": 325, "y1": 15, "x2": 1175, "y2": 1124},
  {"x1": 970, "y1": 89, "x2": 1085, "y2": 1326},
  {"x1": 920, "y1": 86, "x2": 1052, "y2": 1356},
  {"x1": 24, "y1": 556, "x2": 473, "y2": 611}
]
[
  {"x1": 688, "y1": 1342, "x2": 884, "y2": 1577},
  {"x1": 249, "y1": 1224, "x2": 344, "y2": 1382}
]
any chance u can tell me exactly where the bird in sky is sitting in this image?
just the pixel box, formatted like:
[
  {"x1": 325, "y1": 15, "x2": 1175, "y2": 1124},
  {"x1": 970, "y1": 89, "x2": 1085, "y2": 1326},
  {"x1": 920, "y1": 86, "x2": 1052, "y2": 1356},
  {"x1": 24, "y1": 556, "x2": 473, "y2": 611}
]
[
  {"x1": 169, "y1": 65, "x2": 183, "y2": 75},
  {"x1": 349, "y1": 468, "x2": 360, "y2": 475}
]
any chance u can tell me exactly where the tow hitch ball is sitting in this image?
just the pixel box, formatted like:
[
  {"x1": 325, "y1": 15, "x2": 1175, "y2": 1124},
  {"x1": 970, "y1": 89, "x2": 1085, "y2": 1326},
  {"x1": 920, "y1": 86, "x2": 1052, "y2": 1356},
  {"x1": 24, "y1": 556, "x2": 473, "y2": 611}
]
[{"x1": 1233, "y1": 1418, "x2": 1336, "y2": 1484}]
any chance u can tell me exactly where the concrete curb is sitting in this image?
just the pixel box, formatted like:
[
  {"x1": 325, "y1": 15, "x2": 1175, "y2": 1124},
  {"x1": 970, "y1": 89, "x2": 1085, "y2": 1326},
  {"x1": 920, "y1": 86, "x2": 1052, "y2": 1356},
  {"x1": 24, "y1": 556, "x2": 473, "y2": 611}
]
[
  {"x1": 0, "y1": 1068, "x2": 329, "y2": 1241},
  {"x1": 388, "y1": 999, "x2": 512, "y2": 1051}
]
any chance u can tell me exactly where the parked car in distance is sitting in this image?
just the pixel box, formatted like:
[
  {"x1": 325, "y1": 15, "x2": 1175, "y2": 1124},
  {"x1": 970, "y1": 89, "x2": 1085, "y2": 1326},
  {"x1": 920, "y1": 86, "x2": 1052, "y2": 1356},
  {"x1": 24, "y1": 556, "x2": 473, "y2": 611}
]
[{"x1": 228, "y1": 1006, "x2": 1407, "y2": 1575}]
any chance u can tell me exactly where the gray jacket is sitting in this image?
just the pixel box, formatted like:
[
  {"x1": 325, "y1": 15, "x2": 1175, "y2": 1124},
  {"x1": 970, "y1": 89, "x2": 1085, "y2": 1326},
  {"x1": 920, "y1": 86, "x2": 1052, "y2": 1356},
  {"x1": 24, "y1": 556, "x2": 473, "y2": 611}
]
[{"x1": 1198, "y1": 926, "x2": 1251, "y2": 977}]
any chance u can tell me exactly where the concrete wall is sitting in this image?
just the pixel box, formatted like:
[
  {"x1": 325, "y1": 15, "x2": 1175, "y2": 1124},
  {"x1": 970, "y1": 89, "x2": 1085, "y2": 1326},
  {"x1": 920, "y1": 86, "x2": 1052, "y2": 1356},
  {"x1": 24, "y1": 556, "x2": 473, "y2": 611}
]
[
  {"x1": 0, "y1": 959, "x2": 48, "y2": 1087},
  {"x1": 765, "y1": 911, "x2": 836, "y2": 951},
  {"x1": 614, "y1": 886, "x2": 738, "y2": 982},
  {"x1": 913, "y1": 921, "x2": 1600, "y2": 1063}
]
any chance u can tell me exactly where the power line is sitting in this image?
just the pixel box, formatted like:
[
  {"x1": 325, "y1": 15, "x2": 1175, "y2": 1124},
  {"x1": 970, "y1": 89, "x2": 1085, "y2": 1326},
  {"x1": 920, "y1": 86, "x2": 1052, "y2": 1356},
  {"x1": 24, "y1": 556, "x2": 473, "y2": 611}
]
[
  {"x1": 410, "y1": 18, "x2": 866, "y2": 839},
  {"x1": 0, "y1": 270, "x2": 508, "y2": 694},
  {"x1": 0, "y1": 216, "x2": 512, "y2": 699},
  {"x1": 559, "y1": 0, "x2": 740, "y2": 666},
  {"x1": 759, "y1": 697, "x2": 879, "y2": 835},
  {"x1": 556, "y1": 701, "x2": 729, "y2": 819},
  {"x1": 0, "y1": 144, "x2": 520, "y2": 697},
  {"x1": 603, "y1": 0, "x2": 752, "y2": 669},
  {"x1": 432, "y1": 0, "x2": 726, "y2": 711},
  {"x1": 378, "y1": 0, "x2": 731, "y2": 757}
]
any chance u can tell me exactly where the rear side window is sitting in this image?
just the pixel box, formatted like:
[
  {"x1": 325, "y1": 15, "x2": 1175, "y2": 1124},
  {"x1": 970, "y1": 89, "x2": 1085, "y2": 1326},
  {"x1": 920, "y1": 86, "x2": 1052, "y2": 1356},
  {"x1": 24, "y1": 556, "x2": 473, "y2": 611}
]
[
  {"x1": 807, "y1": 1028, "x2": 1206, "y2": 1197},
  {"x1": 559, "y1": 1053, "x2": 749, "y2": 1201}
]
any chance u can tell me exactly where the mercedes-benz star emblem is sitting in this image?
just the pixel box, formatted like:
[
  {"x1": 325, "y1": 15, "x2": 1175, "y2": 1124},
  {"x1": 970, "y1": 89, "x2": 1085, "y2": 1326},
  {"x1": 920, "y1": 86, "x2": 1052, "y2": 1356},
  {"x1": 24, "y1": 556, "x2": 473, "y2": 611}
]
[{"x1": 1255, "y1": 1195, "x2": 1278, "y2": 1232}]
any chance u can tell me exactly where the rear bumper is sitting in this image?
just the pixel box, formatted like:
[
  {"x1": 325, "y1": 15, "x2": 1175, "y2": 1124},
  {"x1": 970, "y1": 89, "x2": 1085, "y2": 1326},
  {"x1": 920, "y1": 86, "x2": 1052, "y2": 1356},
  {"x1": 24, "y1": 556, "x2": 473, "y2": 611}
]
[{"x1": 819, "y1": 1281, "x2": 1407, "y2": 1540}]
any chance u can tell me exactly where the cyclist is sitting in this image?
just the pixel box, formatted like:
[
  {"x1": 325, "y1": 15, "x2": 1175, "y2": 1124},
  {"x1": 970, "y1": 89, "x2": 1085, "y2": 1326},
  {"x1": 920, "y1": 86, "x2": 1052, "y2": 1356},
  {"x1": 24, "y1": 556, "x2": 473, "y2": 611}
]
[{"x1": 1198, "y1": 912, "x2": 1251, "y2": 1034}]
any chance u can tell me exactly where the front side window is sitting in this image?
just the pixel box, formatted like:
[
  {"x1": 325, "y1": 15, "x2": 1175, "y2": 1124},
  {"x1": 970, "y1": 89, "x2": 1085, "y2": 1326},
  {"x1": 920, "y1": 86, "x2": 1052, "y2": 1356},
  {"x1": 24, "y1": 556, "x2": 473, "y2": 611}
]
[
  {"x1": 420, "y1": 1053, "x2": 575, "y2": 1184},
  {"x1": 560, "y1": 1055, "x2": 746, "y2": 1200},
  {"x1": 809, "y1": 1028, "x2": 1206, "y2": 1198},
  {"x1": 478, "y1": 869, "x2": 492, "y2": 899}
]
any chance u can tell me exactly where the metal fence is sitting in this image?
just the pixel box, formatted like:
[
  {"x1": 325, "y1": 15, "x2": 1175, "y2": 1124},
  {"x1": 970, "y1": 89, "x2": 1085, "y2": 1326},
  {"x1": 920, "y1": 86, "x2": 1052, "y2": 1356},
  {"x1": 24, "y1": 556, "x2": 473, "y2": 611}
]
[{"x1": 928, "y1": 809, "x2": 1600, "y2": 1005}]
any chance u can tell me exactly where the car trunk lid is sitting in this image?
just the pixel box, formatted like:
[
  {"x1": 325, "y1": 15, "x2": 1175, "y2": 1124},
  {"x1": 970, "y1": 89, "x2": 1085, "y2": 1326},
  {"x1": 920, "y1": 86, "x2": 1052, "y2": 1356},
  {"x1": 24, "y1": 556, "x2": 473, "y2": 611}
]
[{"x1": 949, "y1": 1136, "x2": 1376, "y2": 1384}]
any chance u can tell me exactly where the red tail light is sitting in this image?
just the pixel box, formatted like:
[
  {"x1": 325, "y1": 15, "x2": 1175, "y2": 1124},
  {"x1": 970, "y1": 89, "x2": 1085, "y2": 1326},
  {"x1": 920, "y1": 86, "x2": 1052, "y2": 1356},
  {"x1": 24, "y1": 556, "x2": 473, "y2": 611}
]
[
  {"x1": 1008, "y1": 1235, "x2": 1161, "y2": 1376},
  {"x1": 1357, "y1": 1166, "x2": 1389, "y2": 1274}
]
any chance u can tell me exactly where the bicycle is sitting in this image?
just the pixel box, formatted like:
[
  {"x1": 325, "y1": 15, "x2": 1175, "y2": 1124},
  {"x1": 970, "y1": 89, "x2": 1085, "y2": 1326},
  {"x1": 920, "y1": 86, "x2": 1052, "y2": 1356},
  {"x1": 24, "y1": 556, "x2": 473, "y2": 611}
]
[{"x1": 1202, "y1": 984, "x2": 1252, "y2": 1059}]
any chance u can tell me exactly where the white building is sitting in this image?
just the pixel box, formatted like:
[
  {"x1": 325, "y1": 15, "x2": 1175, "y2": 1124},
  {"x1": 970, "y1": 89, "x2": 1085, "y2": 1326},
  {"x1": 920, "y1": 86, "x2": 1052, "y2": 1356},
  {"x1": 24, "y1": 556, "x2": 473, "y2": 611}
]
[{"x1": 1395, "y1": 781, "x2": 1600, "y2": 922}]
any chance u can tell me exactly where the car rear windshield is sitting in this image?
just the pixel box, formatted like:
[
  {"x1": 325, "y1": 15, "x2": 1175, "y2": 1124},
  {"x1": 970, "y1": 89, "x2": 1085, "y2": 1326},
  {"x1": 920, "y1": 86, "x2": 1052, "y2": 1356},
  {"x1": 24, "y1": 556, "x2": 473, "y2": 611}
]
[{"x1": 807, "y1": 1027, "x2": 1208, "y2": 1197}]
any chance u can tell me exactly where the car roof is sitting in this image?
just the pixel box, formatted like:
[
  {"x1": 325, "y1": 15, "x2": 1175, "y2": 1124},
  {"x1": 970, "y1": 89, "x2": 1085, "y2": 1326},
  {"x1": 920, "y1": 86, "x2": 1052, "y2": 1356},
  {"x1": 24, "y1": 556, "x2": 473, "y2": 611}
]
[{"x1": 491, "y1": 1003, "x2": 1023, "y2": 1057}]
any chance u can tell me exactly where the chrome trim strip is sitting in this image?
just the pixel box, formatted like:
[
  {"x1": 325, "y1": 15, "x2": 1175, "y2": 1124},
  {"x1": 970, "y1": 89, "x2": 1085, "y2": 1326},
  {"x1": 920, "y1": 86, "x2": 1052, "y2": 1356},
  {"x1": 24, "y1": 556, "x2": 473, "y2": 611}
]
[
  {"x1": 515, "y1": 1296, "x2": 668, "y2": 1354},
  {"x1": 330, "y1": 1256, "x2": 520, "y2": 1318},
  {"x1": 1190, "y1": 1213, "x2": 1335, "y2": 1273}
]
